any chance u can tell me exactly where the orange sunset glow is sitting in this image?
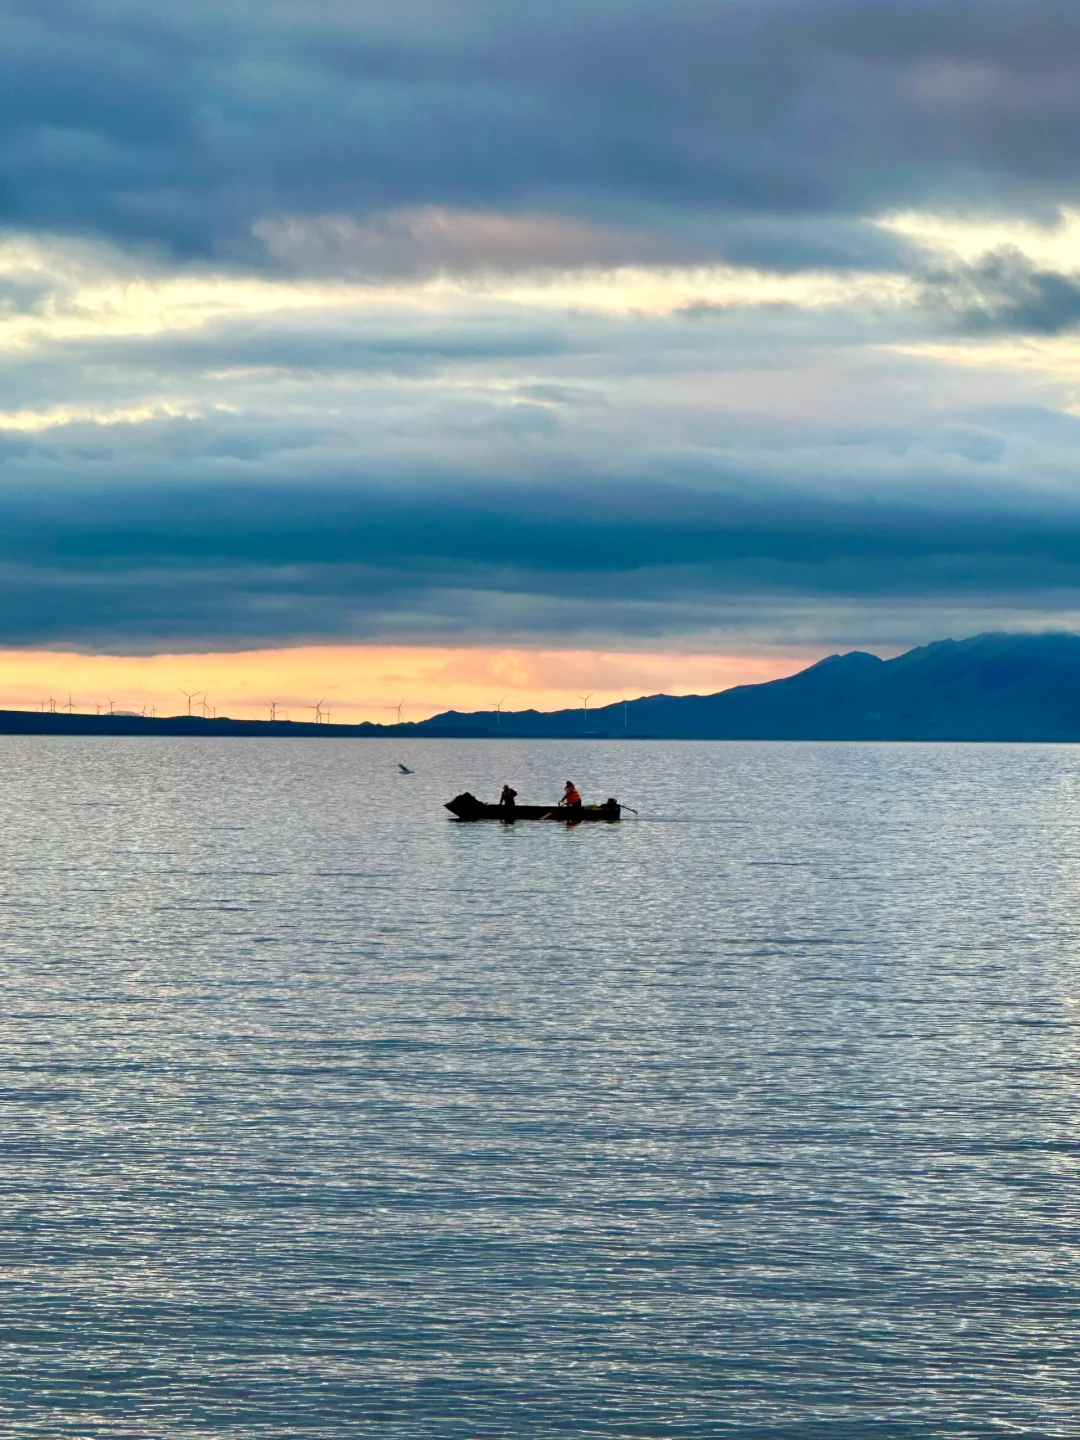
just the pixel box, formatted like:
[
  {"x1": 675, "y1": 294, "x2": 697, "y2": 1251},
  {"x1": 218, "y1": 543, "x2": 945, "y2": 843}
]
[{"x1": 0, "y1": 646, "x2": 816, "y2": 724}]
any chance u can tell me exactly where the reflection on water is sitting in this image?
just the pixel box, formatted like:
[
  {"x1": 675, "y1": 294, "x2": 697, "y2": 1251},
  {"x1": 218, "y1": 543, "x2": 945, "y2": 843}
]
[{"x1": 0, "y1": 737, "x2": 1076, "y2": 1437}]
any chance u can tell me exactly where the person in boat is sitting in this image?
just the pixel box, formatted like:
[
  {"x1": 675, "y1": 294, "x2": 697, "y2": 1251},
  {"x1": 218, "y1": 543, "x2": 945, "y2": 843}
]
[
  {"x1": 563, "y1": 780, "x2": 582, "y2": 812},
  {"x1": 499, "y1": 784, "x2": 517, "y2": 812}
]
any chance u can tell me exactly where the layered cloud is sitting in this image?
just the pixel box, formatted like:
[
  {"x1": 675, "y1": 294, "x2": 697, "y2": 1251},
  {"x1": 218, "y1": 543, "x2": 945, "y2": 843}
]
[
  {"x1": 4, "y1": 0, "x2": 1080, "y2": 657},
  {"x1": 8, "y1": 0, "x2": 1080, "y2": 259}
]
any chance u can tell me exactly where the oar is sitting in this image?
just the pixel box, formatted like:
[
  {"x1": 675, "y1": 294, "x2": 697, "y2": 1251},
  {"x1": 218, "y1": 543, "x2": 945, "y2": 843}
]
[{"x1": 621, "y1": 804, "x2": 639, "y2": 815}]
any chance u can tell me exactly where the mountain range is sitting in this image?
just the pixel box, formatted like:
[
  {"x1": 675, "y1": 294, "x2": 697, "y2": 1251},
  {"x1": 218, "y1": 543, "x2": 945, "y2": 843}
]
[
  {"x1": 412, "y1": 633, "x2": 1080, "y2": 741},
  {"x1": 4, "y1": 633, "x2": 1080, "y2": 740}
]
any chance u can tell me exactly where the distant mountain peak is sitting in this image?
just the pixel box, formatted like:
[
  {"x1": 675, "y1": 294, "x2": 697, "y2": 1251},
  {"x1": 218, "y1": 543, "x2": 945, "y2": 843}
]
[{"x1": 804, "y1": 650, "x2": 884, "y2": 672}]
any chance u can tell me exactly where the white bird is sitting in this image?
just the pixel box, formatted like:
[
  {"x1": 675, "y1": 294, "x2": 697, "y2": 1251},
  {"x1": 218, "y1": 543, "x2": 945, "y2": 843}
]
[{"x1": 398, "y1": 762, "x2": 414, "y2": 774}]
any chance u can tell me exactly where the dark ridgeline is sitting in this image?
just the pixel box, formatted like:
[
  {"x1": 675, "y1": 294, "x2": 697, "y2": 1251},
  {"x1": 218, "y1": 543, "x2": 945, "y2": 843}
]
[
  {"x1": 8, "y1": 633, "x2": 1080, "y2": 739},
  {"x1": 415, "y1": 633, "x2": 1080, "y2": 741}
]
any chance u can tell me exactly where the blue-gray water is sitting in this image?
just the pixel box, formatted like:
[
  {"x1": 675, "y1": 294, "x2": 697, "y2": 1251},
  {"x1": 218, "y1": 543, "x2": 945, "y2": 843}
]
[{"x1": 0, "y1": 738, "x2": 1076, "y2": 1437}]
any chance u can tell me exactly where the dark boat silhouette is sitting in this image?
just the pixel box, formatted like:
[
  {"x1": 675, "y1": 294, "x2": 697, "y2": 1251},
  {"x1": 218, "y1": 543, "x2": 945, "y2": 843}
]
[{"x1": 445, "y1": 792, "x2": 621, "y2": 822}]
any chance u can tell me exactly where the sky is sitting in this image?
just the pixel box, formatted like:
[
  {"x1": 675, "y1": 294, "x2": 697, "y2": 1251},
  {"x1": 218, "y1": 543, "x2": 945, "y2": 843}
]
[{"x1": 6, "y1": 0, "x2": 1080, "y2": 719}]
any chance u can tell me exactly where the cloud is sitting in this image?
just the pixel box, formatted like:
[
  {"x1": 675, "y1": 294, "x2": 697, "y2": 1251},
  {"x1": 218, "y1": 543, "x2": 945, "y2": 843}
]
[
  {"x1": 4, "y1": 0, "x2": 1080, "y2": 265},
  {"x1": 920, "y1": 247, "x2": 1080, "y2": 335},
  {"x1": 7, "y1": 0, "x2": 1080, "y2": 659},
  {"x1": 254, "y1": 208, "x2": 682, "y2": 278},
  {"x1": 256, "y1": 208, "x2": 921, "y2": 281},
  {"x1": 0, "y1": 216, "x2": 1073, "y2": 655},
  {"x1": 0, "y1": 440, "x2": 1079, "y2": 651}
]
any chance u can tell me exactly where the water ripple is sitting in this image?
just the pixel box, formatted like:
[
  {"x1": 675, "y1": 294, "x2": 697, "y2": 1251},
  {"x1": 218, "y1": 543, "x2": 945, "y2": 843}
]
[{"x1": 0, "y1": 738, "x2": 1074, "y2": 1437}]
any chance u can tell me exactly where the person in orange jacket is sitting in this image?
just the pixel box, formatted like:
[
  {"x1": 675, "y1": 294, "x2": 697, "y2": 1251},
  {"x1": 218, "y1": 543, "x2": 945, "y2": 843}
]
[{"x1": 563, "y1": 780, "x2": 582, "y2": 812}]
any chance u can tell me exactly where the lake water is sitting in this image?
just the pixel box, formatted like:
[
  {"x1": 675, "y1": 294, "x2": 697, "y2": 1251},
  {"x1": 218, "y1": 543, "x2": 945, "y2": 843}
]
[{"x1": 0, "y1": 738, "x2": 1076, "y2": 1437}]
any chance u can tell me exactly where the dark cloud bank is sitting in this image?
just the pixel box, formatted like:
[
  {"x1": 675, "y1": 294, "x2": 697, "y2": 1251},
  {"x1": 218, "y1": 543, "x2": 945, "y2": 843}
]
[
  {"x1": 0, "y1": 469, "x2": 1079, "y2": 650},
  {"x1": 5, "y1": 0, "x2": 1080, "y2": 263}
]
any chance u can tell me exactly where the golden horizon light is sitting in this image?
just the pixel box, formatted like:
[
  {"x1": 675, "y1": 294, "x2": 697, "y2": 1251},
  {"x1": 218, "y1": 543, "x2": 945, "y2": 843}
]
[{"x1": 0, "y1": 644, "x2": 818, "y2": 725}]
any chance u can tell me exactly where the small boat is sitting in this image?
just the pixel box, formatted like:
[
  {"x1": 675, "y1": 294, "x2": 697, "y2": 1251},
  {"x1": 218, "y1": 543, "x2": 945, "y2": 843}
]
[{"x1": 445, "y1": 792, "x2": 621, "y2": 822}]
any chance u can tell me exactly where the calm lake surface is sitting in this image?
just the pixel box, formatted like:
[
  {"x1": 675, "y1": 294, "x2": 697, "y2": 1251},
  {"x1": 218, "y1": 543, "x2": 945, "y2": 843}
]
[{"x1": 0, "y1": 738, "x2": 1076, "y2": 1437}]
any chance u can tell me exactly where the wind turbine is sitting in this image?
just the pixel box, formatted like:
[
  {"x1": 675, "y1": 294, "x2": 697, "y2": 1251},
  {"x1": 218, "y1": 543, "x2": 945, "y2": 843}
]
[
  {"x1": 394, "y1": 699, "x2": 405, "y2": 725},
  {"x1": 201, "y1": 694, "x2": 213, "y2": 719},
  {"x1": 312, "y1": 699, "x2": 325, "y2": 725},
  {"x1": 495, "y1": 695, "x2": 507, "y2": 729},
  {"x1": 579, "y1": 693, "x2": 593, "y2": 727},
  {"x1": 48, "y1": 696, "x2": 57, "y2": 714},
  {"x1": 269, "y1": 702, "x2": 278, "y2": 721},
  {"x1": 108, "y1": 699, "x2": 114, "y2": 716},
  {"x1": 62, "y1": 694, "x2": 75, "y2": 714},
  {"x1": 181, "y1": 689, "x2": 202, "y2": 717}
]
